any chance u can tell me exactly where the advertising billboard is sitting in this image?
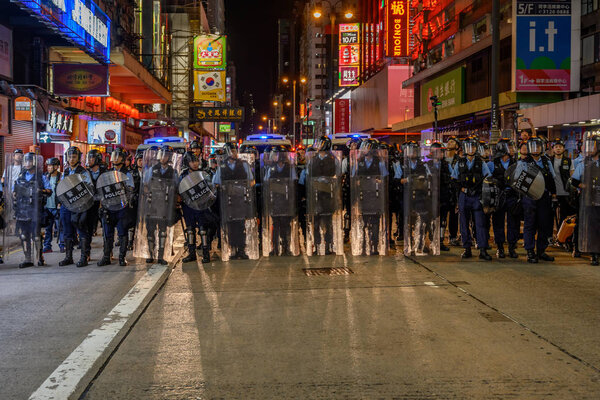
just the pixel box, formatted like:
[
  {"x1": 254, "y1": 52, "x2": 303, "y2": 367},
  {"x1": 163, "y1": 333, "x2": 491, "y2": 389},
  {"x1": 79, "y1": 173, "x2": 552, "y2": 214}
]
[
  {"x1": 88, "y1": 120, "x2": 122, "y2": 144},
  {"x1": 190, "y1": 107, "x2": 245, "y2": 123},
  {"x1": 386, "y1": 0, "x2": 410, "y2": 58},
  {"x1": 53, "y1": 64, "x2": 109, "y2": 96},
  {"x1": 14, "y1": 0, "x2": 110, "y2": 62},
  {"x1": 339, "y1": 23, "x2": 360, "y2": 87},
  {"x1": 193, "y1": 35, "x2": 227, "y2": 70},
  {"x1": 512, "y1": 0, "x2": 580, "y2": 92},
  {"x1": 420, "y1": 67, "x2": 465, "y2": 114},
  {"x1": 193, "y1": 71, "x2": 226, "y2": 102}
]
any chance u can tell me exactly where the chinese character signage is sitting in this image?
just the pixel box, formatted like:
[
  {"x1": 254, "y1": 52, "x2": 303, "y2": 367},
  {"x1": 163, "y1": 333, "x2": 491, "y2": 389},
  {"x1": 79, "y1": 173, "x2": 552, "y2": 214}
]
[
  {"x1": 386, "y1": 0, "x2": 410, "y2": 58},
  {"x1": 14, "y1": 97, "x2": 32, "y2": 121},
  {"x1": 339, "y1": 23, "x2": 360, "y2": 87},
  {"x1": 193, "y1": 35, "x2": 227, "y2": 70},
  {"x1": 190, "y1": 107, "x2": 245, "y2": 123},
  {"x1": 334, "y1": 99, "x2": 350, "y2": 134},
  {"x1": 420, "y1": 67, "x2": 465, "y2": 114},
  {"x1": 13, "y1": 0, "x2": 110, "y2": 62},
  {"x1": 193, "y1": 71, "x2": 226, "y2": 102},
  {"x1": 512, "y1": 0, "x2": 580, "y2": 92},
  {"x1": 47, "y1": 110, "x2": 73, "y2": 133},
  {"x1": 0, "y1": 24, "x2": 12, "y2": 80},
  {"x1": 53, "y1": 64, "x2": 109, "y2": 96}
]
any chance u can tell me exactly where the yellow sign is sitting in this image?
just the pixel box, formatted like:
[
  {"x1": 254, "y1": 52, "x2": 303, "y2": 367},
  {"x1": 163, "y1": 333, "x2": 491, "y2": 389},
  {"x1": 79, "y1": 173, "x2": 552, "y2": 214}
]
[{"x1": 193, "y1": 71, "x2": 226, "y2": 102}]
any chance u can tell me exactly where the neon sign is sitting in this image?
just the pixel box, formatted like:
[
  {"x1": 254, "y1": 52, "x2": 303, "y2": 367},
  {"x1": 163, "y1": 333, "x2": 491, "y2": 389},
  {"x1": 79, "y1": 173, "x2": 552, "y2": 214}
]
[{"x1": 13, "y1": 0, "x2": 110, "y2": 63}]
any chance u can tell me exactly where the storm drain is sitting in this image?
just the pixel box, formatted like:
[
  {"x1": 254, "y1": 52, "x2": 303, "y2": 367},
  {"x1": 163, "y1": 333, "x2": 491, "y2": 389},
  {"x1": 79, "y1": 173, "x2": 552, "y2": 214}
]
[
  {"x1": 302, "y1": 267, "x2": 354, "y2": 276},
  {"x1": 480, "y1": 311, "x2": 512, "y2": 323}
]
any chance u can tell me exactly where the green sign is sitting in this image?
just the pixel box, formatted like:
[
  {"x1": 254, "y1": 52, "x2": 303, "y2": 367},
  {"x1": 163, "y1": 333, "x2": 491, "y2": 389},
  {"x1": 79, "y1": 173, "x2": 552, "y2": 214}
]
[
  {"x1": 218, "y1": 123, "x2": 232, "y2": 133},
  {"x1": 193, "y1": 35, "x2": 227, "y2": 70},
  {"x1": 420, "y1": 67, "x2": 465, "y2": 114}
]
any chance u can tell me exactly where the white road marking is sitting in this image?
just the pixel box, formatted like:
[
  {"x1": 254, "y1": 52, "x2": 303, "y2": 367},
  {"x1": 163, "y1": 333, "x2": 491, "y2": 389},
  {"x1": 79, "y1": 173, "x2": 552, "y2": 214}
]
[
  {"x1": 424, "y1": 281, "x2": 439, "y2": 288},
  {"x1": 29, "y1": 263, "x2": 171, "y2": 400}
]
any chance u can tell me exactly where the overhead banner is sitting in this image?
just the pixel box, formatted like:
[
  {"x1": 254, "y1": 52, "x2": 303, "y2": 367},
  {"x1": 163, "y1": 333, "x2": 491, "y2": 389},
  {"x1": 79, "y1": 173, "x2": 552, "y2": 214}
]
[
  {"x1": 13, "y1": 0, "x2": 110, "y2": 62},
  {"x1": 193, "y1": 71, "x2": 226, "y2": 102},
  {"x1": 386, "y1": 0, "x2": 410, "y2": 58},
  {"x1": 190, "y1": 107, "x2": 245, "y2": 123},
  {"x1": 420, "y1": 67, "x2": 465, "y2": 114},
  {"x1": 0, "y1": 24, "x2": 13, "y2": 79},
  {"x1": 193, "y1": 35, "x2": 227, "y2": 70},
  {"x1": 512, "y1": 0, "x2": 580, "y2": 92},
  {"x1": 339, "y1": 23, "x2": 360, "y2": 87},
  {"x1": 53, "y1": 64, "x2": 109, "y2": 96}
]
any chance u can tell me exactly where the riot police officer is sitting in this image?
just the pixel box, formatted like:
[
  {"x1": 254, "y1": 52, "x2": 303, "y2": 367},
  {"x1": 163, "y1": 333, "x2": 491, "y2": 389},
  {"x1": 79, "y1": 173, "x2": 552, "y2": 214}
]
[
  {"x1": 489, "y1": 139, "x2": 520, "y2": 258},
  {"x1": 128, "y1": 151, "x2": 143, "y2": 250},
  {"x1": 86, "y1": 149, "x2": 106, "y2": 258},
  {"x1": 430, "y1": 142, "x2": 453, "y2": 251},
  {"x1": 388, "y1": 143, "x2": 404, "y2": 243},
  {"x1": 342, "y1": 137, "x2": 361, "y2": 242},
  {"x1": 443, "y1": 137, "x2": 461, "y2": 245},
  {"x1": 518, "y1": 137, "x2": 557, "y2": 263},
  {"x1": 58, "y1": 146, "x2": 94, "y2": 268},
  {"x1": 549, "y1": 139, "x2": 575, "y2": 234},
  {"x1": 179, "y1": 151, "x2": 218, "y2": 263},
  {"x1": 97, "y1": 148, "x2": 134, "y2": 266},
  {"x1": 189, "y1": 140, "x2": 207, "y2": 169},
  {"x1": 452, "y1": 137, "x2": 492, "y2": 260}
]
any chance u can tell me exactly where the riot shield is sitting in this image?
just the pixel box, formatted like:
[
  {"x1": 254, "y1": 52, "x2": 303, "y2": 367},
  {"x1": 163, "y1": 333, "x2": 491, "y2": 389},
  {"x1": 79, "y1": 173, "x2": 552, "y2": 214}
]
[
  {"x1": 2, "y1": 154, "x2": 44, "y2": 266},
  {"x1": 96, "y1": 171, "x2": 131, "y2": 211},
  {"x1": 178, "y1": 170, "x2": 217, "y2": 211},
  {"x1": 305, "y1": 150, "x2": 344, "y2": 256},
  {"x1": 261, "y1": 152, "x2": 299, "y2": 257},
  {"x1": 505, "y1": 162, "x2": 545, "y2": 200},
  {"x1": 578, "y1": 158, "x2": 600, "y2": 253},
  {"x1": 481, "y1": 177, "x2": 505, "y2": 214},
  {"x1": 403, "y1": 154, "x2": 440, "y2": 256},
  {"x1": 133, "y1": 148, "x2": 182, "y2": 263},
  {"x1": 56, "y1": 174, "x2": 95, "y2": 213},
  {"x1": 218, "y1": 156, "x2": 259, "y2": 261},
  {"x1": 350, "y1": 149, "x2": 389, "y2": 256}
]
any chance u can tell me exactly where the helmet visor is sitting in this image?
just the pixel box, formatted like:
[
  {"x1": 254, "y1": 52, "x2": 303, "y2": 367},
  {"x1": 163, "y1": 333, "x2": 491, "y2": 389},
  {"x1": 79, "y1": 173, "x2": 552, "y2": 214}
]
[
  {"x1": 462, "y1": 142, "x2": 477, "y2": 155},
  {"x1": 157, "y1": 149, "x2": 172, "y2": 162},
  {"x1": 583, "y1": 137, "x2": 600, "y2": 157},
  {"x1": 405, "y1": 146, "x2": 420, "y2": 159},
  {"x1": 527, "y1": 140, "x2": 543, "y2": 155}
]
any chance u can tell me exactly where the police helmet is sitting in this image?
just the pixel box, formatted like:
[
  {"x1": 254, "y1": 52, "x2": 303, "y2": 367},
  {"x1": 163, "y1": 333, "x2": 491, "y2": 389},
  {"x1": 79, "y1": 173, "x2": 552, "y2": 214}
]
[
  {"x1": 46, "y1": 157, "x2": 60, "y2": 166},
  {"x1": 134, "y1": 150, "x2": 144, "y2": 161},
  {"x1": 110, "y1": 147, "x2": 128, "y2": 164},
  {"x1": 462, "y1": 137, "x2": 478, "y2": 156},
  {"x1": 13, "y1": 149, "x2": 24, "y2": 154},
  {"x1": 346, "y1": 137, "x2": 361, "y2": 150},
  {"x1": 313, "y1": 136, "x2": 332, "y2": 152},
  {"x1": 183, "y1": 151, "x2": 200, "y2": 168},
  {"x1": 583, "y1": 134, "x2": 600, "y2": 157},
  {"x1": 404, "y1": 141, "x2": 420, "y2": 159},
  {"x1": 494, "y1": 138, "x2": 513, "y2": 158},
  {"x1": 87, "y1": 149, "x2": 103, "y2": 167},
  {"x1": 65, "y1": 146, "x2": 82, "y2": 163},
  {"x1": 359, "y1": 138, "x2": 379, "y2": 152},
  {"x1": 189, "y1": 140, "x2": 203, "y2": 151},
  {"x1": 23, "y1": 152, "x2": 37, "y2": 169},
  {"x1": 527, "y1": 137, "x2": 545, "y2": 156},
  {"x1": 429, "y1": 141, "x2": 444, "y2": 159},
  {"x1": 446, "y1": 136, "x2": 460, "y2": 150},
  {"x1": 551, "y1": 138, "x2": 565, "y2": 148},
  {"x1": 157, "y1": 145, "x2": 174, "y2": 161}
]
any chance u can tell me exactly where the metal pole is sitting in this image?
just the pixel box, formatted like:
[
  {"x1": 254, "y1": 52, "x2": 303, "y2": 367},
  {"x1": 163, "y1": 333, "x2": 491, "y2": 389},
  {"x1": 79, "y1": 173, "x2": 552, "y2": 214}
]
[
  {"x1": 292, "y1": 80, "x2": 297, "y2": 148},
  {"x1": 434, "y1": 106, "x2": 438, "y2": 142},
  {"x1": 329, "y1": 12, "x2": 336, "y2": 137},
  {"x1": 32, "y1": 99, "x2": 37, "y2": 147},
  {"x1": 490, "y1": 0, "x2": 500, "y2": 144}
]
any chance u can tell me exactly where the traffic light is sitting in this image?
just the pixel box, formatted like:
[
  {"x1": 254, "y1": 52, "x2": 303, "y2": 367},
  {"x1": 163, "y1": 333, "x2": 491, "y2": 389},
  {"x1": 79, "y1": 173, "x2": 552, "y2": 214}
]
[{"x1": 430, "y1": 95, "x2": 441, "y2": 108}]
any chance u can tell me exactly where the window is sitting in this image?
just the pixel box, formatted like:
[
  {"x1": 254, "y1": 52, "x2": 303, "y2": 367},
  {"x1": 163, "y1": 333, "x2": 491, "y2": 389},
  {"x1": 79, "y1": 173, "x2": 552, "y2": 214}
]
[
  {"x1": 444, "y1": 37, "x2": 455, "y2": 58},
  {"x1": 582, "y1": 35, "x2": 594, "y2": 65},
  {"x1": 473, "y1": 18, "x2": 487, "y2": 43},
  {"x1": 582, "y1": 0, "x2": 599, "y2": 15}
]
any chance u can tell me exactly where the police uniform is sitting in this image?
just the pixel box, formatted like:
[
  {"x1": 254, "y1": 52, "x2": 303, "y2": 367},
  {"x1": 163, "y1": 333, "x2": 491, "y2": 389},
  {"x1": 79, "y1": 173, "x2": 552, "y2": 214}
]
[
  {"x1": 489, "y1": 156, "x2": 520, "y2": 258},
  {"x1": 87, "y1": 164, "x2": 107, "y2": 256}
]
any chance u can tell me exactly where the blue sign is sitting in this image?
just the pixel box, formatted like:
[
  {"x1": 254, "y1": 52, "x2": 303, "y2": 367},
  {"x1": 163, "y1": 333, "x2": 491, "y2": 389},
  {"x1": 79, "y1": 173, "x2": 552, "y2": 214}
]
[{"x1": 14, "y1": 0, "x2": 110, "y2": 63}]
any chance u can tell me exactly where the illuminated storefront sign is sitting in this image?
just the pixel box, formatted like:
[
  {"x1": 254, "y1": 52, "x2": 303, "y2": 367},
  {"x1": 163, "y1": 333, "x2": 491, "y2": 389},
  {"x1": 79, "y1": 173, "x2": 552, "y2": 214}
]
[
  {"x1": 193, "y1": 35, "x2": 227, "y2": 70},
  {"x1": 88, "y1": 120, "x2": 122, "y2": 144},
  {"x1": 47, "y1": 110, "x2": 73, "y2": 133},
  {"x1": 13, "y1": 0, "x2": 110, "y2": 62},
  {"x1": 53, "y1": 64, "x2": 109, "y2": 96},
  {"x1": 339, "y1": 23, "x2": 360, "y2": 87},
  {"x1": 193, "y1": 71, "x2": 227, "y2": 102},
  {"x1": 190, "y1": 107, "x2": 245, "y2": 123},
  {"x1": 420, "y1": 67, "x2": 465, "y2": 114},
  {"x1": 385, "y1": 0, "x2": 410, "y2": 58}
]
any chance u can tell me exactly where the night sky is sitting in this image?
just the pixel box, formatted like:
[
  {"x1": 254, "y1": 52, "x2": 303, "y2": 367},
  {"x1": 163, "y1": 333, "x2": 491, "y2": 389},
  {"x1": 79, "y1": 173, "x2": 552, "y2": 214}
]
[{"x1": 225, "y1": 0, "x2": 294, "y2": 119}]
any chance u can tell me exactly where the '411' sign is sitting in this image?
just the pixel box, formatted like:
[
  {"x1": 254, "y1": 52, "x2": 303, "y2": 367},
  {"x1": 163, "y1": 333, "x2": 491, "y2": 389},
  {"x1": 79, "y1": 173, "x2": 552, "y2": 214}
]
[{"x1": 512, "y1": 0, "x2": 580, "y2": 92}]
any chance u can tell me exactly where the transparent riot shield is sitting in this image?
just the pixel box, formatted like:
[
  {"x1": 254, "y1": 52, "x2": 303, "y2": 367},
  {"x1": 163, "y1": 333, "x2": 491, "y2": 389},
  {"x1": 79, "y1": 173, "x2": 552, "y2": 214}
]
[
  {"x1": 2, "y1": 154, "x2": 44, "y2": 266},
  {"x1": 305, "y1": 150, "x2": 344, "y2": 256},
  {"x1": 349, "y1": 149, "x2": 389, "y2": 256},
  {"x1": 403, "y1": 153, "x2": 440, "y2": 256},
  {"x1": 133, "y1": 148, "x2": 182, "y2": 263},
  {"x1": 96, "y1": 171, "x2": 132, "y2": 211},
  {"x1": 218, "y1": 155, "x2": 259, "y2": 261},
  {"x1": 578, "y1": 158, "x2": 600, "y2": 253},
  {"x1": 261, "y1": 152, "x2": 299, "y2": 257},
  {"x1": 56, "y1": 174, "x2": 95, "y2": 213},
  {"x1": 178, "y1": 170, "x2": 217, "y2": 211}
]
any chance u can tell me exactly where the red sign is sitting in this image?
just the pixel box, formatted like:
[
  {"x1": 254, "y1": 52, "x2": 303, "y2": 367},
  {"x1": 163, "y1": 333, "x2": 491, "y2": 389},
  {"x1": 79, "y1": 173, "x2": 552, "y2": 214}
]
[
  {"x1": 339, "y1": 23, "x2": 360, "y2": 87},
  {"x1": 339, "y1": 66, "x2": 360, "y2": 86},
  {"x1": 334, "y1": 99, "x2": 350, "y2": 134},
  {"x1": 386, "y1": 0, "x2": 410, "y2": 58},
  {"x1": 53, "y1": 64, "x2": 109, "y2": 96}
]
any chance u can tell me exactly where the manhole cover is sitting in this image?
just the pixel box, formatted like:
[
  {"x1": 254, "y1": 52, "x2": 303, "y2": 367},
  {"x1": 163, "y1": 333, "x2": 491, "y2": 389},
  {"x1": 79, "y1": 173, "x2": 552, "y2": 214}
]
[
  {"x1": 303, "y1": 267, "x2": 354, "y2": 276},
  {"x1": 480, "y1": 311, "x2": 512, "y2": 322}
]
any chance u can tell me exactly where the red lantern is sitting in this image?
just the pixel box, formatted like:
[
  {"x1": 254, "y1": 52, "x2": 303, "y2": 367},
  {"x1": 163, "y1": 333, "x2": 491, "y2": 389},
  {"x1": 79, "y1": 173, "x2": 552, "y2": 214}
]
[{"x1": 106, "y1": 97, "x2": 113, "y2": 110}]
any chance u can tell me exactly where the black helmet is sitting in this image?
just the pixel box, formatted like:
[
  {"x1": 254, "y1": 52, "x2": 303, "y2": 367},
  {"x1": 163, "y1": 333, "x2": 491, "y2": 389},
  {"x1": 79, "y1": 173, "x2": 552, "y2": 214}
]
[
  {"x1": 134, "y1": 150, "x2": 144, "y2": 161},
  {"x1": 189, "y1": 140, "x2": 203, "y2": 151},
  {"x1": 13, "y1": 149, "x2": 24, "y2": 154},
  {"x1": 446, "y1": 136, "x2": 460, "y2": 150},
  {"x1": 183, "y1": 151, "x2": 200, "y2": 168},
  {"x1": 87, "y1": 149, "x2": 103, "y2": 166},
  {"x1": 404, "y1": 140, "x2": 420, "y2": 158},
  {"x1": 527, "y1": 137, "x2": 545, "y2": 156},
  {"x1": 223, "y1": 142, "x2": 238, "y2": 157},
  {"x1": 313, "y1": 136, "x2": 332, "y2": 152},
  {"x1": 462, "y1": 137, "x2": 478, "y2": 156},
  {"x1": 430, "y1": 141, "x2": 443, "y2": 149},
  {"x1": 583, "y1": 134, "x2": 600, "y2": 157},
  {"x1": 494, "y1": 138, "x2": 513, "y2": 158},
  {"x1": 66, "y1": 146, "x2": 82, "y2": 159},
  {"x1": 551, "y1": 138, "x2": 565, "y2": 147},
  {"x1": 359, "y1": 138, "x2": 379, "y2": 151},
  {"x1": 240, "y1": 145, "x2": 258, "y2": 155},
  {"x1": 378, "y1": 142, "x2": 391, "y2": 151},
  {"x1": 110, "y1": 147, "x2": 128, "y2": 164},
  {"x1": 270, "y1": 145, "x2": 288, "y2": 153},
  {"x1": 46, "y1": 157, "x2": 60, "y2": 166},
  {"x1": 346, "y1": 137, "x2": 361, "y2": 150},
  {"x1": 157, "y1": 145, "x2": 174, "y2": 161}
]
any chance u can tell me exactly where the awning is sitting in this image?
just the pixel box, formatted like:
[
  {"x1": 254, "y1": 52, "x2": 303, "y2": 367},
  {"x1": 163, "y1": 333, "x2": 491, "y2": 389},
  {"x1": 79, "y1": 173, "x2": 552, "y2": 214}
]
[{"x1": 109, "y1": 47, "x2": 172, "y2": 105}]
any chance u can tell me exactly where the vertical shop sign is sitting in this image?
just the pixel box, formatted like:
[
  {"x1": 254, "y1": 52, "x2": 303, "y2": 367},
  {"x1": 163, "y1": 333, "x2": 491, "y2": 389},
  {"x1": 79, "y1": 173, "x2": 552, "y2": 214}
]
[
  {"x1": 339, "y1": 23, "x2": 360, "y2": 87},
  {"x1": 386, "y1": 0, "x2": 410, "y2": 57}
]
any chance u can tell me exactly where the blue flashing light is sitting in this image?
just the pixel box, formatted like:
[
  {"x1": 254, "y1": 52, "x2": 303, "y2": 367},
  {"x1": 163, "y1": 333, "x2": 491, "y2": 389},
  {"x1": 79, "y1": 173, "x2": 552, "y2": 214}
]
[
  {"x1": 260, "y1": 135, "x2": 268, "y2": 139},
  {"x1": 156, "y1": 139, "x2": 164, "y2": 143}
]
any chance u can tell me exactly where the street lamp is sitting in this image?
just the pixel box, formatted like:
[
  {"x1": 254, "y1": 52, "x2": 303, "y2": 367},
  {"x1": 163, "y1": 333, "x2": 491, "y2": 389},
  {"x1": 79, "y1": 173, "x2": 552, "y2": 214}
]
[
  {"x1": 262, "y1": 115, "x2": 268, "y2": 121},
  {"x1": 281, "y1": 76, "x2": 308, "y2": 147},
  {"x1": 430, "y1": 96, "x2": 441, "y2": 141}
]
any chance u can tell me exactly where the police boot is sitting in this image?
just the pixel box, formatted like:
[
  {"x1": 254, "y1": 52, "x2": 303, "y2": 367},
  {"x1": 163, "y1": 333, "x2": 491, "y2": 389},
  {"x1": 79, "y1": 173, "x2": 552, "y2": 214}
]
[
  {"x1": 479, "y1": 248, "x2": 492, "y2": 261},
  {"x1": 496, "y1": 245, "x2": 505, "y2": 259},
  {"x1": 200, "y1": 229, "x2": 211, "y2": 264},
  {"x1": 573, "y1": 245, "x2": 582, "y2": 258},
  {"x1": 157, "y1": 234, "x2": 168, "y2": 265},
  {"x1": 19, "y1": 240, "x2": 34, "y2": 269},
  {"x1": 59, "y1": 239, "x2": 74, "y2": 266},
  {"x1": 127, "y1": 229, "x2": 135, "y2": 251},
  {"x1": 97, "y1": 239, "x2": 113, "y2": 266},
  {"x1": 461, "y1": 248, "x2": 472, "y2": 259},
  {"x1": 76, "y1": 237, "x2": 88, "y2": 268},
  {"x1": 146, "y1": 236, "x2": 155, "y2": 264},
  {"x1": 527, "y1": 250, "x2": 539, "y2": 264},
  {"x1": 343, "y1": 213, "x2": 350, "y2": 243},
  {"x1": 508, "y1": 243, "x2": 519, "y2": 259},
  {"x1": 538, "y1": 252, "x2": 555, "y2": 262},
  {"x1": 38, "y1": 242, "x2": 45, "y2": 266},
  {"x1": 182, "y1": 229, "x2": 197, "y2": 263},
  {"x1": 591, "y1": 254, "x2": 599, "y2": 266},
  {"x1": 440, "y1": 241, "x2": 450, "y2": 252},
  {"x1": 118, "y1": 236, "x2": 128, "y2": 266}
]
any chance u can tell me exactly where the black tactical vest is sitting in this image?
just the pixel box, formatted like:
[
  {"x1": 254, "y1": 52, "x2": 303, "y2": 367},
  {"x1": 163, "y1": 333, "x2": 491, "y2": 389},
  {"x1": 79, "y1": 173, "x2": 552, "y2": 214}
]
[{"x1": 457, "y1": 156, "x2": 484, "y2": 196}]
